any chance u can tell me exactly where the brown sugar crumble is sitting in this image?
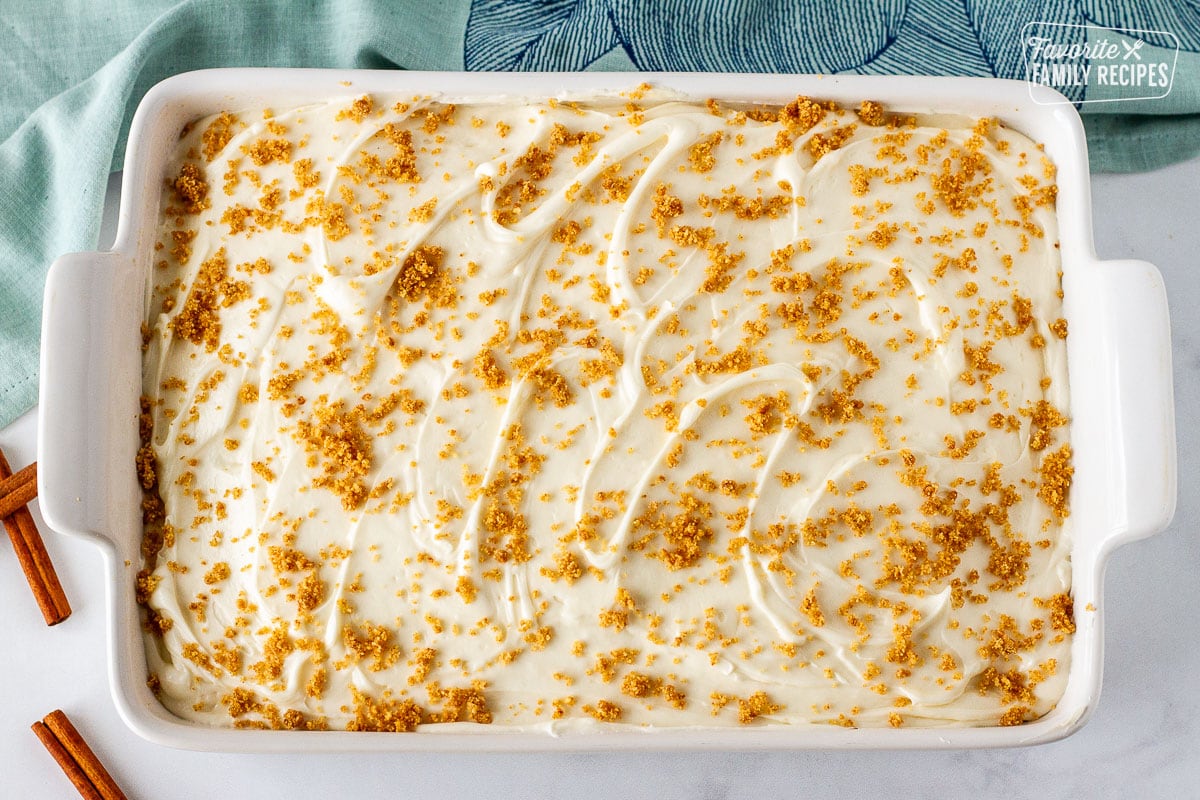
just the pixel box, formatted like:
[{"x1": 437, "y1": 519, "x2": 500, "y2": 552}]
[
  {"x1": 737, "y1": 691, "x2": 782, "y2": 724},
  {"x1": 201, "y1": 112, "x2": 240, "y2": 162},
  {"x1": 173, "y1": 163, "x2": 210, "y2": 213},
  {"x1": 139, "y1": 88, "x2": 1073, "y2": 733}
]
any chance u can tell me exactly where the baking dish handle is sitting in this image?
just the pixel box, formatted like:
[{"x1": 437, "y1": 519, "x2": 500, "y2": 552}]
[
  {"x1": 38, "y1": 250, "x2": 139, "y2": 548},
  {"x1": 1098, "y1": 258, "x2": 1177, "y2": 547}
]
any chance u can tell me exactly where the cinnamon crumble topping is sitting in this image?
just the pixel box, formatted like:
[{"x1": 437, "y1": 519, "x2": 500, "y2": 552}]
[{"x1": 139, "y1": 89, "x2": 1072, "y2": 733}]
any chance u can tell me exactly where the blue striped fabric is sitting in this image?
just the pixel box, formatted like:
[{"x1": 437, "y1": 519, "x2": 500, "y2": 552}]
[
  {"x1": 855, "y1": 0, "x2": 992, "y2": 77},
  {"x1": 1082, "y1": 0, "x2": 1200, "y2": 50},
  {"x1": 466, "y1": 0, "x2": 619, "y2": 71},
  {"x1": 463, "y1": 0, "x2": 1196, "y2": 110}
]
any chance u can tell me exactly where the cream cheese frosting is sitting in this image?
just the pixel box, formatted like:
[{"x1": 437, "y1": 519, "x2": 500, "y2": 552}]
[{"x1": 137, "y1": 87, "x2": 1074, "y2": 732}]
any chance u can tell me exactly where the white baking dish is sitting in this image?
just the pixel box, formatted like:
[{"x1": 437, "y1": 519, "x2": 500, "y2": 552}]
[{"x1": 37, "y1": 69, "x2": 1176, "y2": 751}]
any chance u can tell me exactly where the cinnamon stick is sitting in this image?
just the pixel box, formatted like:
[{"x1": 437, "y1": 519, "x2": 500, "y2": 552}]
[
  {"x1": 32, "y1": 720, "x2": 104, "y2": 800},
  {"x1": 33, "y1": 710, "x2": 128, "y2": 800},
  {"x1": 0, "y1": 460, "x2": 37, "y2": 519},
  {"x1": 0, "y1": 452, "x2": 70, "y2": 625}
]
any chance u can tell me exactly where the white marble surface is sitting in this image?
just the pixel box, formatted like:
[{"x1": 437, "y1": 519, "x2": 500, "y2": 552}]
[{"x1": 2, "y1": 155, "x2": 1197, "y2": 799}]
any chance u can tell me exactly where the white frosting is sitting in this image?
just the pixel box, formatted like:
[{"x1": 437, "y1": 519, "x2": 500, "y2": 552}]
[{"x1": 140, "y1": 90, "x2": 1073, "y2": 731}]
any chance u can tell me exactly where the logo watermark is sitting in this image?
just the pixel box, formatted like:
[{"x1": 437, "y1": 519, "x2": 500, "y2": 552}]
[{"x1": 1022, "y1": 22, "x2": 1179, "y2": 104}]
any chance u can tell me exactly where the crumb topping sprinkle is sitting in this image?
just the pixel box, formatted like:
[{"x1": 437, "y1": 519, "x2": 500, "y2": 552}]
[{"x1": 139, "y1": 89, "x2": 1072, "y2": 732}]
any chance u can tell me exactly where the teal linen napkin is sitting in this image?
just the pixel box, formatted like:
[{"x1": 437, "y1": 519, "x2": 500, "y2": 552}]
[{"x1": 3, "y1": 0, "x2": 1198, "y2": 426}]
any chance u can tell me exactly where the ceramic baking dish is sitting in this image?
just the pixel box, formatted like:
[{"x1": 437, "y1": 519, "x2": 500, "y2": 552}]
[{"x1": 37, "y1": 69, "x2": 1176, "y2": 752}]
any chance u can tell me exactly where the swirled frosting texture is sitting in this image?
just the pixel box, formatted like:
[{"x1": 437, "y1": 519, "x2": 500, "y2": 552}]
[{"x1": 138, "y1": 89, "x2": 1074, "y2": 732}]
